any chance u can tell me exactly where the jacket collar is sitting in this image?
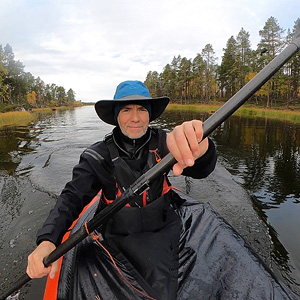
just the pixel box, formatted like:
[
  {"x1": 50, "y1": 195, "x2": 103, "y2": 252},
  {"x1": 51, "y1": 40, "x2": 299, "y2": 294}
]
[{"x1": 112, "y1": 127, "x2": 151, "y2": 158}]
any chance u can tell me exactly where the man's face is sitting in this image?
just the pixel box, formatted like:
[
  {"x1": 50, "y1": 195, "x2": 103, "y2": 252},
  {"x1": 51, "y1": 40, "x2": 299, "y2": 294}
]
[{"x1": 117, "y1": 104, "x2": 149, "y2": 139}]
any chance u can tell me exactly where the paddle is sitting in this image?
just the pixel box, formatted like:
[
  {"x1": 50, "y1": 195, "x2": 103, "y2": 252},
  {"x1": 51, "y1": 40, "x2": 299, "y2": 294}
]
[{"x1": 1, "y1": 25, "x2": 300, "y2": 300}]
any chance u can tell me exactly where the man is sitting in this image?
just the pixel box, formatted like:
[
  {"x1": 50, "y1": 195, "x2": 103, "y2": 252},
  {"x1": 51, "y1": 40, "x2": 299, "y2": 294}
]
[{"x1": 26, "y1": 80, "x2": 217, "y2": 298}]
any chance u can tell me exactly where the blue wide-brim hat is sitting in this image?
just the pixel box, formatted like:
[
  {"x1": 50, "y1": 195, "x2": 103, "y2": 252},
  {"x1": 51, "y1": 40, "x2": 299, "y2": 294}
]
[{"x1": 95, "y1": 80, "x2": 169, "y2": 126}]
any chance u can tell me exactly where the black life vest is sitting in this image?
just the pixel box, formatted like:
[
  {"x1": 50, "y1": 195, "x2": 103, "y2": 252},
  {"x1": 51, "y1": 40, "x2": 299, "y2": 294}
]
[{"x1": 102, "y1": 128, "x2": 171, "y2": 208}]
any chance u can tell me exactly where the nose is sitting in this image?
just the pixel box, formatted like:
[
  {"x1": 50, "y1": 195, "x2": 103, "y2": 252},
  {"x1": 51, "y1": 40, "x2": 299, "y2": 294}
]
[{"x1": 131, "y1": 107, "x2": 140, "y2": 121}]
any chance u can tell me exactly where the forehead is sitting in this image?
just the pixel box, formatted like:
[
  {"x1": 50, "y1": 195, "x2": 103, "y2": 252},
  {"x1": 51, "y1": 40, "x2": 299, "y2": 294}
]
[{"x1": 120, "y1": 104, "x2": 145, "y2": 109}]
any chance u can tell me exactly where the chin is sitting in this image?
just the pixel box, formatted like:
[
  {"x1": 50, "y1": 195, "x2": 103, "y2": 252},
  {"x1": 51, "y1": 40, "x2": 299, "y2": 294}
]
[
  {"x1": 128, "y1": 133, "x2": 144, "y2": 139},
  {"x1": 127, "y1": 130, "x2": 147, "y2": 139}
]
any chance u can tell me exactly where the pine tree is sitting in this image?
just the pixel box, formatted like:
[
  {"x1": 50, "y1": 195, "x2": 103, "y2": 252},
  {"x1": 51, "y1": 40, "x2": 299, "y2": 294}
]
[
  {"x1": 161, "y1": 64, "x2": 177, "y2": 100},
  {"x1": 257, "y1": 16, "x2": 285, "y2": 107},
  {"x1": 236, "y1": 28, "x2": 252, "y2": 89},
  {"x1": 201, "y1": 44, "x2": 217, "y2": 103},
  {"x1": 191, "y1": 54, "x2": 206, "y2": 102},
  {"x1": 178, "y1": 57, "x2": 192, "y2": 104},
  {"x1": 289, "y1": 19, "x2": 300, "y2": 106},
  {"x1": 218, "y1": 36, "x2": 238, "y2": 99}
]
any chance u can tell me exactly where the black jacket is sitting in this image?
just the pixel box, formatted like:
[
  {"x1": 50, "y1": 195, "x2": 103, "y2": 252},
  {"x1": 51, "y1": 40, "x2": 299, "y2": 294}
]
[{"x1": 36, "y1": 127, "x2": 217, "y2": 246}]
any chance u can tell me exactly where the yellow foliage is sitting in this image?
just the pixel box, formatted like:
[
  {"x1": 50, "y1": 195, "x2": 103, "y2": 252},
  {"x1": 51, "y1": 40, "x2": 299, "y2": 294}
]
[
  {"x1": 27, "y1": 91, "x2": 36, "y2": 106},
  {"x1": 245, "y1": 72, "x2": 269, "y2": 97},
  {"x1": 245, "y1": 72, "x2": 256, "y2": 82},
  {"x1": 73, "y1": 101, "x2": 83, "y2": 107}
]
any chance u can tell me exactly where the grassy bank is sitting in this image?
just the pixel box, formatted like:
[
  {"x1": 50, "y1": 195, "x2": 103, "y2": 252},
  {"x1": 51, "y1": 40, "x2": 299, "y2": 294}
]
[
  {"x1": 167, "y1": 104, "x2": 300, "y2": 124},
  {"x1": 0, "y1": 111, "x2": 36, "y2": 127},
  {"x1": 0, "y1": 106, "x2": 78, "y2": 128}
]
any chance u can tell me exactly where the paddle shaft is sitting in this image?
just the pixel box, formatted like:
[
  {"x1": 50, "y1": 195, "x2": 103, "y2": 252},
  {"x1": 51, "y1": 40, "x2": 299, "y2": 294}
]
[{"x1": 1, "y1": 32, "x2": 300, "y2": 300}]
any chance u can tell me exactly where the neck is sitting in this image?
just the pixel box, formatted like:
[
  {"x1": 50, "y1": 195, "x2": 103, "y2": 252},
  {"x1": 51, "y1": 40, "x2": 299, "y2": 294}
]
[{"x1": 113, "y1": 127, "x2": 151, "y2": 157}]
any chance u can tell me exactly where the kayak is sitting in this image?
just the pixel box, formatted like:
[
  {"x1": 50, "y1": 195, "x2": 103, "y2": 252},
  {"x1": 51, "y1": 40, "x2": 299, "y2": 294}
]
[{"x1": 43, "y1": 189, "x2": 298, "y2": 300}]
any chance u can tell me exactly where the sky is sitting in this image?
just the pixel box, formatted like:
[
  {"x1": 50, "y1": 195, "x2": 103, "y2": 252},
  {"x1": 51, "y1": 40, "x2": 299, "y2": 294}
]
[{"x1": 0, "y1": 0, "x2": 299, "y2": 102}]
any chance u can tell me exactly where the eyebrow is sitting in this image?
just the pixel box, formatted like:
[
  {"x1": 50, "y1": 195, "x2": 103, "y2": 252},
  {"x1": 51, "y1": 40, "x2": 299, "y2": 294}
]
[{"x1": 121, "y1": 104, "x2": 145, "y2": 110}]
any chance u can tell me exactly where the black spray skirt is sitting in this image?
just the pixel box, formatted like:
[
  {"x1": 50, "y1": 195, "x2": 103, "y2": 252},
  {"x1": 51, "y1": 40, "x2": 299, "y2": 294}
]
[{"x1": 55, "y1": 190, "x2": 297, "y2": 300}]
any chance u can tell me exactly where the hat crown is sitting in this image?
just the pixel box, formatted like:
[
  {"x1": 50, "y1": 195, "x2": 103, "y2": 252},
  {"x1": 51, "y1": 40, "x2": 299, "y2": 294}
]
[{"x1": 114, "y1": 81, "x2": 151, "y2": 100}]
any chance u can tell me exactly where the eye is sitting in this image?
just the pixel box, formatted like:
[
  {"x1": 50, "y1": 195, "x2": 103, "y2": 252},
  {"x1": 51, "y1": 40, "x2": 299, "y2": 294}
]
[{"x1": 120, "y1": 107, "x2": 130, "y2": 113}]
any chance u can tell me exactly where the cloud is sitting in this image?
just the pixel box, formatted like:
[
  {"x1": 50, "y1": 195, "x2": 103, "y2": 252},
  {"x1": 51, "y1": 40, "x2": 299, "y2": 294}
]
[{"x1": 0, "y1": 0, "x2": 299, "y2": 101}]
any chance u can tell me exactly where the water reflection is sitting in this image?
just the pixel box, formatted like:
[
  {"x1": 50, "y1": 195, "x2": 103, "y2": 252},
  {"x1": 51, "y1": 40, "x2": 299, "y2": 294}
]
[
  {"x1": 159, "y1": 110, "x2": 300, "y2": 289},
  {"x1": 155, "y1": 109, "x2": 211, "y2": 131},
  {"x1": 213, "y1": 117, "x2": 300, "y2": 202},
  {"x1": 0, "y1": 126, "x2": 38, "y2": 175}
]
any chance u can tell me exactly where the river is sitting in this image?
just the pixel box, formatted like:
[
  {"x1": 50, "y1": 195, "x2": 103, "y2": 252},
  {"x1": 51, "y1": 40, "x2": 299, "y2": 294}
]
[{"x1": 0, "y1": 105, "x2": 299, "y2": 298}]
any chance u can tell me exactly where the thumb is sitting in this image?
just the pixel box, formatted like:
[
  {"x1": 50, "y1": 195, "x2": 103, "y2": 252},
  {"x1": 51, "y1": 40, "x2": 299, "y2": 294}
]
[{"x1": 172, "y1": 163, "x2": 184, "y2": 177}]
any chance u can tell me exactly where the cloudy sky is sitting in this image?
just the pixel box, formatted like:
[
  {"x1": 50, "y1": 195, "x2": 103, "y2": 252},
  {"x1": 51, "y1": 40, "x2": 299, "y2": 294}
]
[{"x1": 0, "y1": 0, "x2": 299, "y2": 101}]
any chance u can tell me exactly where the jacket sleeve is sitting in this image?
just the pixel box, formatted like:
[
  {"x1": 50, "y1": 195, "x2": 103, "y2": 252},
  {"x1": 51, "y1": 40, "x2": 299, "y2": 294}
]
[{"x1": 36, "y1": 142, "x2": 114, "y2": 246}]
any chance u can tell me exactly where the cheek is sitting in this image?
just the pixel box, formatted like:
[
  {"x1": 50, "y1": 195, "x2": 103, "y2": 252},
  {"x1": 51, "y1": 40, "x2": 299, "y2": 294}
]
[
  {"x1": 117, "y1": 115, "x2": 126, "y2": 126},
  {"x1": 142, "y1": 113, "x2": 150, "y2": 124}
]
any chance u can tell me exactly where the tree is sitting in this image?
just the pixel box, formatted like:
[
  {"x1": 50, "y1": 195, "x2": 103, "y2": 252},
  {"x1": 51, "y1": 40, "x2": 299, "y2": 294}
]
[
  {"x1": 258, "y1": 16, "x2": 285, "y2": 58},
  {"x1": 201, "y1": 44, "x2": 217, "y2": 103},
  {"x1": 236, "y1": 28, "x2": 252, "y2": 89},
  {"x1": 0, "y1": 43, "x2": 76, "y2": 109},
  {"x1": 144, "y1": 71, "x2": 161, "y2": 97},
  {"x1": 57, "y1": 86, "x2": 66, "y2": 106},
  {"x1": 178, "y1": 57, "x2": 192, "y2": 104},
  {"x1": 23, "y1": 72, "x2": 35, "y2": 103},
  {"x1": 0, "y1": 59, "x2": 8, "y2": 104},
  {"x1": 160, "y1": 64, "x2": 177, "y2": 100},
  {"x1": 143, "y1": 16, "x2": 299, "y2": 108},
  {"x1": 170, "y1": 55, "x2": 182, "y2": 100},
  {"x1": 27, "y1": 91, "x2": 36, "y2": 106},
  {"x1": 2, "y1": 44, "x2": 25, "y2": 104},
  {"x1": 33, "y1": 77, "x2": 45, "y2": 106},
  {"x1": 67, "y1": 88, "x2": 76, "y2": 103},
  {"x1": 288, "y1": 19, "x2": 300, "y2": 107},
  {"x1": 49, "y1": 83, "x2": 58, "y2": 103},
  {"x1": 191, "y1": 54, "x2": 205, "y2": 102},
  {"x1": 257, "y1": 17, "x2": 285, "y2": 107},
  {"x1": 218, "y1": 36, "x2": 239, "y2": 99}
]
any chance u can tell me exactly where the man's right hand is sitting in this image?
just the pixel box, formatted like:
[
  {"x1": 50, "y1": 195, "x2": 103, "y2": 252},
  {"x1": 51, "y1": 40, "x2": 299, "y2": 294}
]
[{"x1": 26, "y1": 241, "x2": 59, "y2": 279}]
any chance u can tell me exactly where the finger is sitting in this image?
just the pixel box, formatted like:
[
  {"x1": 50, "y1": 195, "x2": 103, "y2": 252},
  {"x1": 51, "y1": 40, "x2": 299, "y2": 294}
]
[
  {"x1": 172, "y1": 124, "x2": 194, "y2": 166},
  {"x1": 192, "y1": 120, "x2": 204, "y2": 143},
  {"x1": 167, "y1": 130, "x2": 185, "y2": 166},
  {"x1": 49, "y1": 260, "x2": 60, "y2": 279},
  {"x1": 198, "y1": 137, "x2": 209, "y2": 157},
  {"x1": 26, "y1": 261, "x2": 50, "y2": 278},
  {"x1": 183, "y1": 121, "x2": 202, "y2": 157}
]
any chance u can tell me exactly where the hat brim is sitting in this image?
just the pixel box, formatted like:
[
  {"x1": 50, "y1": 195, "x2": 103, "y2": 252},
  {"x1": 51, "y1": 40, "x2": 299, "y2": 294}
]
[{"x1": 95, "y1": 96, "x2": 170, "y2": 126}]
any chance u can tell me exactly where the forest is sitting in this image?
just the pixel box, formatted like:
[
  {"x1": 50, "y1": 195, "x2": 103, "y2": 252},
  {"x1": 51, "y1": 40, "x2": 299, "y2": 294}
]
[
  {"x1": 1, "y1": 16, "x2": 299, "y2": 112},
  {"x1": 144, "y1": 17, "x2": 300, "y2": 109},
  {"x1": 0, "y1": 44, "x2": 77, "y2": 112}
]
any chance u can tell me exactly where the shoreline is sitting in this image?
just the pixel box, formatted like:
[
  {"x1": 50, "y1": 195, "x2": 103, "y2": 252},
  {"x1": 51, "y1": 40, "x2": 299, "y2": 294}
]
[
  {"x1": 0, "y1": 105, "x2": 84, "y2": 129},
  {"x1": 1, "y1": 102, "x2": 300, "y2": 129},
  {"x1": 167, "y1": 103, "x2": 300, "y2": 124}
]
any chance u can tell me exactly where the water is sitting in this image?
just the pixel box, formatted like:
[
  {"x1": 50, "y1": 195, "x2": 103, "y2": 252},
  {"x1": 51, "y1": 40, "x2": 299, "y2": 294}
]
[
  {"x1": 211, "y1": 115, "x2": 300, "y2": 288},
  {"x1": 0, "y1": 106, "x2": 299, "y2": 298},
  {"x1": 0, "y1": 106, "x2": 114, "y2": 299},
  {"x1": 161, "y1": 109, "x2": 300, "y2": 290}
]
